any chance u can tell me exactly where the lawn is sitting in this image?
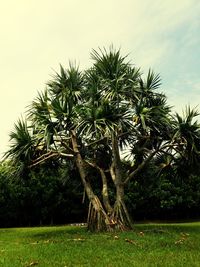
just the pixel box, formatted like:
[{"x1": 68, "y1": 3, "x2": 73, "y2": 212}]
[{"x1": 0, "y1": 222, "x2": 200, "y2": 267}]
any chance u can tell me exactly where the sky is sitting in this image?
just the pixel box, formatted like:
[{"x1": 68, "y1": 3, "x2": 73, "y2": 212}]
[{"x1": 0, "y1": 0, "x2": 200, "y2": 158}]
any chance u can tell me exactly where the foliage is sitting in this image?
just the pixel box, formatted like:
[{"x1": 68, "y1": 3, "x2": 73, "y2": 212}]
[
  {"x1": 1, "y1": 158, "x2": 200, "y2": 226},
  {"x1": 0, "y1": 161, "x2": 86, "y2": 227},
  {"x1": 125, "y1": 164, "x2": 200, "y2": 220}
]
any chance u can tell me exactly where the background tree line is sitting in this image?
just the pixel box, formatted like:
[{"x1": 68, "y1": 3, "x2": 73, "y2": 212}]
[{"x1": 0, "y1": 156, "x2": 200, "y2": 227}]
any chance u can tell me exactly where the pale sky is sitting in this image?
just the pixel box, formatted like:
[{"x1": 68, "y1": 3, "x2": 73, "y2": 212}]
[{"x1": 0, "y1": 0, "x2": 200, "y2": 157}]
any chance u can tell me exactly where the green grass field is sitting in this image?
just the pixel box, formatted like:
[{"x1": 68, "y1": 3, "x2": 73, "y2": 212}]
[{"x1": 0, "y1": 222, "x2": 200, "y2": 267}]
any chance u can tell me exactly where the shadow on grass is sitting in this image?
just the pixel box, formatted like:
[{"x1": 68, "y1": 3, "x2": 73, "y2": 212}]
[
  {"x1": 30, "y1": 226, "x2": 87, "y2": 240},
  {"x1": 31, "y1": 222, "x2": 200, "y2": 240},
  {"x1": 135, "y1": 222, "x2": 200, "y2": 234},
  {"x1": 0, "y1": 222, "x2": 199, "y2": 241},
  {"x1": 0, "y1": 228, "x2": 25, "y2": 236}
]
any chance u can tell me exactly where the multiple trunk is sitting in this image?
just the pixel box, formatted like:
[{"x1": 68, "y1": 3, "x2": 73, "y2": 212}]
[
  {"x1": 71, "y1": 130, "x2": 133, "y2": 232},
  {"x1": 110, "y1": 133, "x2": 133, "y2": 230}
]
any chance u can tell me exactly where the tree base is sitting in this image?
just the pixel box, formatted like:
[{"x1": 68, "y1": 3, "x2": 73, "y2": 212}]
[{"x1": 87, "y1": 197, "x2": 133, "y2": 232}]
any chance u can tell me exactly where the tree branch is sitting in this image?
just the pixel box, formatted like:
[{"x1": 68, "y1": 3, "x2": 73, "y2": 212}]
[
  {"x1": 124, "y1": 149, "x2": 159, "y2": 185},
  {"x1": 29, "y1": 151, "x2": 74, "y2": 168},
  {"x1": 85, "y1": 137, "x2": 107, "y2": 147},
  {"x1": 29, "y1": 152, "x2": 58, "y2": 168},
  {"x1": 123, "y1": 141, "x2": 177, "y2": 185}
]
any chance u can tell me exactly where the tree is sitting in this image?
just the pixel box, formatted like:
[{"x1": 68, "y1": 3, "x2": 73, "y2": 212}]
[
  {"x1": 6, "y1": 47, "x2": 200, "y2": 231},
  {"x1": 172, "y1": 107, "x2": 200, "y2": 176},
  {"x1": 0, "y1": 159, "x2": 86, "y2": 227}
]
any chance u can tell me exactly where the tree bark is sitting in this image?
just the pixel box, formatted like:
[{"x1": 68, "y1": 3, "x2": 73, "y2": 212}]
[
  {"x1": 71, "y1": 130, "x2": 113, "y2": 231},
  {"x1": 85, "y1": 160, "x2": 113, "y2": 214},
  {"x1": 110, "y1": 133, "x2": 133, "y2": 229},
  {"x1": 98, "y1": 167, "x2": 113, "y2": 214}
]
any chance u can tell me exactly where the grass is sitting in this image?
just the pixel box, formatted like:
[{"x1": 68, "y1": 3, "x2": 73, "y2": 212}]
[{"x1": 0, "y1": 222, "x2": 200, "y2": 267}]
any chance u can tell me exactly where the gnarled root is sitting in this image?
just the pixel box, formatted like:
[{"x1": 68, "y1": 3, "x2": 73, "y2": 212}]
[
  {"x1": 110, "y1": 200, "x2": 133, "y2": 231},
  {"x1": 87, "y1": 196, "x2": 112, "y2": 232},
  {"x1": 87, "y1": 197, "x2": 133, "y2": 232}
]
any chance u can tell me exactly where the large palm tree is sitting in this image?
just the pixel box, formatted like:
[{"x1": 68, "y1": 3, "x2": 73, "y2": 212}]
[{"x1": 6, "y1": 47, "x2": 179, "y2": 231}]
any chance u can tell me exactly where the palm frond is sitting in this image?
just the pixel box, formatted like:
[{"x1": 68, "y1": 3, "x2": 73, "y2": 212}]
[{"x1": 5, "y1": 118, "x2": 36, "y2": 163}]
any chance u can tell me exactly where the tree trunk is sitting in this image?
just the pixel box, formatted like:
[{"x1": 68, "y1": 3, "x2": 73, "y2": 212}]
[
  {"x1": 110, "y1": 133, "x2": 133, "y2": 230},
  {"x1": 97, "y1": 167, "x2": 113, "y2": 214},
  {"x1": 112, "y1": 183, "x2": 133, "y2": 230},
  {"x1": 85, "y1": 160, "x2": 113, "y2": 214},
  {"x1": 71, "y1": 130, "x2": 133, "y2": 231},
  {"x1": 71, "y1": 131, "x2": 112, "y2": 231}
]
